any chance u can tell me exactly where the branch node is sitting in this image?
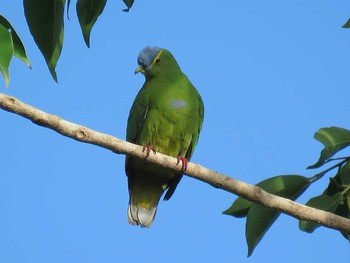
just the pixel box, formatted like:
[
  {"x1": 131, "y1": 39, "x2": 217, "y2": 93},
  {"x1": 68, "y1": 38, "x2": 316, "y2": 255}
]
[
  {"x1": 6, "y1": 97, "x2": 15, "y2": 106},
  {"x1": 76, "y1": 128, "x2": 87, "y2": 140}
]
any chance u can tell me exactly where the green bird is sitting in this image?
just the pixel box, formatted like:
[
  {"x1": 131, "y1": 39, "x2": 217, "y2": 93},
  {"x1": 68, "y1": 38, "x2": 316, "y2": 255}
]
[{"x1": 125, "y1": 46, "x2": 204, "y2": 227}]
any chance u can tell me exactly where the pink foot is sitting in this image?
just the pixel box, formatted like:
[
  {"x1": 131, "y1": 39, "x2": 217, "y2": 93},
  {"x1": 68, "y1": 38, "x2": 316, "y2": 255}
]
[
  {"x1": 142, "y1": 144, "x2": 156, "y2": 158},
  {"x1": 177, "y1": 156, "x2": 189, "y2": 172}
]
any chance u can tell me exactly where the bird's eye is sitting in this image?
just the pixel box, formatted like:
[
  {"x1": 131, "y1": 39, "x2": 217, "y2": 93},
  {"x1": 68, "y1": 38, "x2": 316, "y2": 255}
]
[{"x1": 155, "y1": 57, "x2": 162, "y2": 64}]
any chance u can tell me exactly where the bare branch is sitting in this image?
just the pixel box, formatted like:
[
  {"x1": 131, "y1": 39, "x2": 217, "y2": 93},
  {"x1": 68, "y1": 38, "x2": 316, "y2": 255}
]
[{"x1": 1, "y1": 92, "x2": 350, "y2": 234}]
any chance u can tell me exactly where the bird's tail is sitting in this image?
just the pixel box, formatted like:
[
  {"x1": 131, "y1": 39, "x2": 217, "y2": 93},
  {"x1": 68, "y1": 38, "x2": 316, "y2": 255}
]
[
  {"x1": 127, "y1": 177, "x2": 165, "y2": 228},
  {"x1": 127, "y1": 196, "x2": 159, "y2": 228}
]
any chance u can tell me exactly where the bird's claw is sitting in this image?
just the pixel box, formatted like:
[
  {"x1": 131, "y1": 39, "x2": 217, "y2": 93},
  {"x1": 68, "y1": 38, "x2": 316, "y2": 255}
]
[
  {"x1": 177, "y1": 156, "x2": 189, "y2": 172},
  {"x1": 142, "y1": 144, "x2": 156, "y2": 158}
]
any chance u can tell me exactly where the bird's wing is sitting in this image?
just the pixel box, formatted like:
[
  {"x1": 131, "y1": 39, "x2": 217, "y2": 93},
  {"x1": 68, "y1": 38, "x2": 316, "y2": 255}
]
[
  {"x1": 125, "y1": 89, "x2": 151, "y2": 175},
  {"x1": 126, "y1": 95, "x2": 150, "y2": 144}
]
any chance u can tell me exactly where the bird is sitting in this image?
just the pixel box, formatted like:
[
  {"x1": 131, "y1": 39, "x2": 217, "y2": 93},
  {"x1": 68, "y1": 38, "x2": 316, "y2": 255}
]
[{"x1": 125, "y1": 46, "x2": 204, "y2": 227}]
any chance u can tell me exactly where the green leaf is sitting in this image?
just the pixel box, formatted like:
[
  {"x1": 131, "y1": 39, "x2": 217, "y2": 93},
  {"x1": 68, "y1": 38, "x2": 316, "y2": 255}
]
[
  {"x1": 337, "y1": 161, "x2": 350, "y2": 185},
  {"x1": 223, "y1": 175, "x2": 311, "y2": 256},
  {"x1": 342, "y1": 18, "x2": 350, "y2": 28},
  {"x1": 223, "y1": 197, "x2": 251, "y2": 218},
  {"x1": 24, "y1": 0, "x2": 66, "y2": 82},
  {"x1": 223, "y1": 175, "x2": 311, "y2": 218},
  {"x1": 0, "y1": 24, "x2": 13, "y2": 87},
  {"x1": 308, "y1": 127, "x2": 350, "y2": 169},
  {"x1": 246, "y1": 175, "x2": 311, "y2": 256},
  {"x1": 76, "y1": 0, "x2": 107, "y2": 47},
  {"x1": 0, "y1": 15, "x2": 31, "y2": 67},
  {"x1": 299, "y1": 192, "x2": 343, "y2": 233},
  {"x1": 123, "y1": 0, "x2": 134, "y2": 12},
  {"x1": 325, "y1": 177, "x2": 347, "y2": 196},
  {"x1": 334, "y1": 197, "x2": 350, "y2": 242},
  {"x1": 246, "y1": 204, "x2": 279, "y2": 257}
]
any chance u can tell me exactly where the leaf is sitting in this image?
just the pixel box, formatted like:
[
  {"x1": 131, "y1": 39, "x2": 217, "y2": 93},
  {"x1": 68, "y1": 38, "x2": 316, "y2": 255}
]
[
  {"x1": 122, "y1": 0, "x2": 134, "y2": 12},
  {"x1": 223, "y1": 196, "x2": 251, "y2": 218},
  {"x1": 76, "y1": 0, "x2": 107, "y2": 47},
  {"x1": 342, "y1": 18, "x2": 350, "y2": 28},
  {"x1": 334, "y1": 197, "x2": 350, "y2": 242},
  {"x1": 0, "y1": 15, "x2": 31, "y2": 67},
  {"x1": 299, "y1": 192, "x2": 343, "y2": 233},
  {"x1": 223, "y1": 175, "x2": 311, "y2": 256},
  {"x1": 24, "y1": 0, "x2": 66, "y2": 82},
  {"x1": 246, "y1": 204, "x2": 279, "y2": 257},
  {"x1": 337, "y1": 161, "x2": 350, "y2": 185},
  {"x1": 308, "y1": 127, "x2": 350, "y2": 169},
  {"x1": 223, "y1": 175, "x2": 311, "y2": 218},
  {"x1": 0, "y1": 24, "x2": 13, "y2": 87},
  {"x1": 246, "y1": 175, "x2": 311, "y2": 256},
  {"x1": 325, "y1": 178, "x2": 347, "y2": 197}
]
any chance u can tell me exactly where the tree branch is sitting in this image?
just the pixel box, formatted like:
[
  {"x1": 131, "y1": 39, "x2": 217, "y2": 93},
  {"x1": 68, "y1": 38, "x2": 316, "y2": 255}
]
[{"x1": 1, "y1": 92, "x2": 350, "y2": 234}]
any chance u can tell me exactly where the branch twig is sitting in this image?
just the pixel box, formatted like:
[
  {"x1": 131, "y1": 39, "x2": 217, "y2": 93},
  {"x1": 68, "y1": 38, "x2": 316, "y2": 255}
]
[{"x1": 1, "y1": 93, "x2": 350, "y2": 234}]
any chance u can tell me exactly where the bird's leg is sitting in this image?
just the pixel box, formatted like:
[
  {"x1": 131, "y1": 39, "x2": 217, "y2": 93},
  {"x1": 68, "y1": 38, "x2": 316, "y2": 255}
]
[
  {"x1": 142, "y1": 144, "x2": 156, "y2": 158},
  {"x1": 176, "y1": 156, "x2": 189, "y2": 172}
]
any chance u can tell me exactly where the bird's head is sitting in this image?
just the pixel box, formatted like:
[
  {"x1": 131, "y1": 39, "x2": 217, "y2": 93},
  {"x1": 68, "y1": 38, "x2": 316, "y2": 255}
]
[{"x1": 135, "y1": 46, "x2": 180, "y2": 78}]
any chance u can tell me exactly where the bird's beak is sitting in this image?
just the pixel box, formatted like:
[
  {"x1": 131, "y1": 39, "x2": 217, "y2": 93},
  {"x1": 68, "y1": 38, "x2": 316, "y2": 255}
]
[{"x1": 134, "y1": 66, "x2": 144, "y2": 74}]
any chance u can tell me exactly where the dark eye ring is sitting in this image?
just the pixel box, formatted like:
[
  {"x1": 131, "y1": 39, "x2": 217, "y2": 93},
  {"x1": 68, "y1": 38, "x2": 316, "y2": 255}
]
[{"x1": 156, "y1": 57, "x2": 162, "y2": 63}]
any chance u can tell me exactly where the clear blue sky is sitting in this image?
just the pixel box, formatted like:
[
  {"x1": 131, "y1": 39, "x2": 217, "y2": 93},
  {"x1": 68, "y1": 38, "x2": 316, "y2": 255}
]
[{"x1": 1, "y1": 1, "x2": 350, "y2": 262}]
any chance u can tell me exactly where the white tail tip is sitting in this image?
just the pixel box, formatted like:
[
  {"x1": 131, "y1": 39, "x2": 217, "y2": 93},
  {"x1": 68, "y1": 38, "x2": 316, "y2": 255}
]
[{"x1": 127, "y1": 202, "x2": 157, "y2": 228}]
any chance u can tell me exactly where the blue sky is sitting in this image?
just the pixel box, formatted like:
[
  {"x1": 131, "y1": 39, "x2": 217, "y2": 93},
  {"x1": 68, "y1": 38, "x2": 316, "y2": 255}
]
[{"x1": 1, "y1": 1, "x2": 350, "y2": 262}]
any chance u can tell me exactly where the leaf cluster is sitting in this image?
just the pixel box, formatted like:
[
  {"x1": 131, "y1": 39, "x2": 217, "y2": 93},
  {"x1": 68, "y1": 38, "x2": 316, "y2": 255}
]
[
  {"x1": 0, "y1": 0, "x2": 134, "y2": 86},
  {"x1": 224, "y1": 127, "x2": 350, "y2": 256},
  {"x1": 0, "y1": 15, "x2": 30, "y2": 87},
  {"x1": 0, "y1": 1, "x2": 349, "y2": 87}
]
